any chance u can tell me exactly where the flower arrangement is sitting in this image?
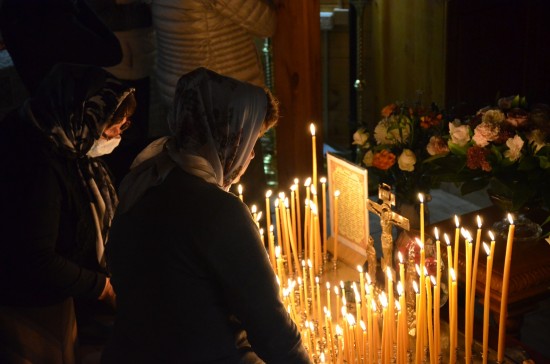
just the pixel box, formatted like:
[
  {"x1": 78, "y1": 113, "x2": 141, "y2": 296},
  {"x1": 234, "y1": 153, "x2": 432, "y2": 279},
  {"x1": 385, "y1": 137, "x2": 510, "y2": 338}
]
[
  {"x1": 353, "y1": 101, "x2": 445, "y2": 204},
  {"x1": 428, "y1": 95, "x2": 550, "y2": 212}
]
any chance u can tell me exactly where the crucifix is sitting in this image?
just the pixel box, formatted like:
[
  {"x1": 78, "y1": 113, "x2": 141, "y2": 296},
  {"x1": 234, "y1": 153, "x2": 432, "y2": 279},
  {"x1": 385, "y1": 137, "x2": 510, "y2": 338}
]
[{"x1": 367, "y1": 183, "x2": 410, "y2": 274}]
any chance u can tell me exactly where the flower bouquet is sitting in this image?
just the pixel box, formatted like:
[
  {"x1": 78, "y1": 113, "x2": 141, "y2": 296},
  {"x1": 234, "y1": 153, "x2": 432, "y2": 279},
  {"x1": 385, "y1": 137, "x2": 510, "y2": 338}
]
[
  {"x1": 353, "y1": 101, "x2": 446, "y2": 206},
  {"x1": 428, "y1": 95, "x2": 550, "y2": 240}
]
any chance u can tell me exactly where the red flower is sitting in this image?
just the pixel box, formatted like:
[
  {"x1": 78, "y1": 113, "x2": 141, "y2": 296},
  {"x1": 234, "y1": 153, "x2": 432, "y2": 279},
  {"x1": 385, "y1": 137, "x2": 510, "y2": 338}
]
[
  {"x1": 466, "y1": 146, "x2": 492, "y2": 172},
  {"x1": 420, "y1": 113, "x2": 442, "y2": 129},
  {"x1": 372, "y1": 150, "x2": 396, "y2": 170}
]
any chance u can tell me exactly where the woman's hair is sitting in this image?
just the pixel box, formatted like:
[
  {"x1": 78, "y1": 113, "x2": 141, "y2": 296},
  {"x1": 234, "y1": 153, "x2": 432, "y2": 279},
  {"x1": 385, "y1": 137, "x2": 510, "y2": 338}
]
[
  {"x1": 109, "y1": 92, "x2": 137, "y2": 127},
  {"x1": 261, "y1": 88, "x2": 279, "y2": 136}
]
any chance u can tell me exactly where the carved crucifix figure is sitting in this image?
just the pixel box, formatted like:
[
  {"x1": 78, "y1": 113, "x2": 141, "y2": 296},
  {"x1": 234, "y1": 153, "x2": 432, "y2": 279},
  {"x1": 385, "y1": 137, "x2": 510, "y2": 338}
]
[{"x1": 367, "y1": 183, "x2": 410, "y2": 273}]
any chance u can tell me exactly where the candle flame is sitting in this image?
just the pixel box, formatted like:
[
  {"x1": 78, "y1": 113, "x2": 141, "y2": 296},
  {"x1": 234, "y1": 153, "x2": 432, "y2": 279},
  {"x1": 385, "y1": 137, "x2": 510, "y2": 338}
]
[
  {"x1": 334, "y1": 286, "x2": 339, "y2": 295},
  {"x1": 418, "y1": 193, "x2": 424, "y2": 203},
  {"x1": 431, "y1": 275, "x2": 436, "y2": 286},
  {"x1": 309, "y1": 202, "x2": 318, "y2": 215},
  {"x1": 398, "y1": 251, "x2": 403, "y2": 264},
  {"x1": 320, "y1": 352, "x2": 326, "y2": 363},
  {"x1": 434, "y1": 227, "x2": 439, "y2": 240},
  {"x1": 284, "y1": 198, "x2": 289, "y2": 208},
  {"x1": 326, "y1": 282, "x2": 330, "y2": 290},
  {"x1": 336, "y1": 324, "x2": 343, "y2": 336},
  {"x1": 386, "y1": 266, "x2": 393, "y2": 281},
  {"x1": 371, "y1": 300, "x2": 378, "y2": 312},
  {"x1": 341, "y1": 306, "x2": 347, "y2": 317},
  {"x1": 298, "y1": 277, "x2": 302, "y2": 285},
  {"x1": 454, "y1": 215, "x2": 460, "y2": 228},
  {"x1": 310, "y1": 185, "x2": 317, "y2": 195},
  {"x1": 508, "y1": 213, "x2": 514, "y2": 225},
  {"x1": 278, "y1": 192, "x2": 285, "y2": 199},
  {"x1": 315, "y1": 276, "x2": 320, "y2": 284},
  {"x1": 293, "y1": 178, "x2": 299, "y2": 185},
  {"x1": 489, "y1": 230, "x2": 495, "y2": 241},
  {"x1": 301, "y1": 259, "x2": 306, "y2": 267},
  {"x1": 395, "y1": 300, "x2": 401, "y2": 312},
  {"x1": 415, "y1": 264, "x2": 421, "y2": 276},
  {"x1": 360, "y1": 320, "x2": 366, "y2": 331},
  {"x1": 357, "y1": 265, "x2": 363, "y2": 273},
  {"x1": 238, "y1": 184, "x2": 243, "y2": 195},
  {"x1": 379, "y1": 292, "x2": 388, "y2": 308},
  {"x1": 366, "y1": 273, "x2": 372, "y2": 285},
  {"x1": 340, "y1": 280, "x2": 345, "y2": 289},
  {"x1": 275, "y1": 245, "x2": 280, "y2": 258},
  {"x1": 355, "y1": 292, "x2": 360, "y2": 303},
  {"x1": 310, "y1": 123, "x2": 316, "y2": 136},
  {"x1": 347, "y1": 313, "x2": 356, "y2": 326},
  {"x1": 461, "y1": 227, "x2": 472, "y2": 241},
  {"x1": 251, "y1": 205, "x2": 257, "y2": 213},
  {"x1": 444, "y1": 233, "x2": 451, "y2": 246},
  {"x1": 308, "y1": 259, "x2": 313, "y2": 268},
  {"x1": 450, "y1": 268, "x2": 457, "y2": 282},
  {"x1": 290, "y1": 184, "x2": 296, "y2": 192},
  {"x1": 334, "y1": 190, "x2": 340, "y2": 197},
  {"x1": 415, "y1": 237, "x2": 424, "y2": 250},
  {"x1": 320, "y1": 177, "x2": 326, "y2": 185},
  {"x1": 477, "y1": 215, "x2": 482, "y2": 228},
  {"x1": 304, "y1": 177, "x2": 311, "y2": 187},
  {"x1": 270, "y1": 225, "x2": 274, "y2": 232},
  {"x1": 265, "y1": 190, "x2": 272, "y2": 198},
  {"x1": 259, "y1": 228, "x2": 264, "y2": 235},
  {"x1": 483, "y1": 242, "x2": 491, "y2": 256},
  {"x1": 397, "y1": 281, "x2": 404, "y2": 296},
  {"x1": 256, "y1": 211, "x2": 262, "y2": 222},
  {"x1": 413, "y1": 280, "x2": 419, "y2": 294}
]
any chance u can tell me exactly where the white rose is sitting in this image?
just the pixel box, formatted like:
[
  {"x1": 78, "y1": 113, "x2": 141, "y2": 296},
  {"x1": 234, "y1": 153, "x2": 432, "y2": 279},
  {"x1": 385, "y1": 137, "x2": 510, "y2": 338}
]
[
  {"x1": 503, "y1": 135, "x2": 524, "y2": 161},
  {"x1": 352, "y1": 128, "x2": 369, "y2": 146},
  {"x1": 426, "y1": 136, "x2": 450, "y2": 156},
  {"x1": 362, "y1": 150, "x2": 374, "y2": 167},
  {"x1": 397, "y1": 149, "x2": 416, "y2": 172},
  {"x1": 449, "y1": 120, "x2": 471, "y2": 147}
]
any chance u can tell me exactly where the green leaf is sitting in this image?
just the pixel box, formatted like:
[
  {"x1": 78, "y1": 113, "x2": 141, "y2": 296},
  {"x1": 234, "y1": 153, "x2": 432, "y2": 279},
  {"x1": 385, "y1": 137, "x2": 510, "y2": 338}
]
[
  {"x1": 539, "y1": 156, "x2": 550, "y2": 169},
  {"x1": 448, "y1": 142, "x2": 468, "y2": 156}
]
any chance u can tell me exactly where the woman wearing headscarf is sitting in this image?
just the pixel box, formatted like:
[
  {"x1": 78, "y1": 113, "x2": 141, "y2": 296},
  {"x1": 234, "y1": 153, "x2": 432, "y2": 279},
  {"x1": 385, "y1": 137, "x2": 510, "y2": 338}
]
[
  {"x1": 0, "y1": 63, "x2": 136, "y2": 363},
  {"x1": 102, "y1": 68, "x2": 310, "y2": 363}
]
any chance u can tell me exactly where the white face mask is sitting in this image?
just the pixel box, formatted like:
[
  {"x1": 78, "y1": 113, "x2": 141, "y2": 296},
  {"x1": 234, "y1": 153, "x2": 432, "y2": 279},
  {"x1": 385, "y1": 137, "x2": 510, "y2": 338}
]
[{"x1": 87, "y1": 137, "x2": 121, "y2": 157}]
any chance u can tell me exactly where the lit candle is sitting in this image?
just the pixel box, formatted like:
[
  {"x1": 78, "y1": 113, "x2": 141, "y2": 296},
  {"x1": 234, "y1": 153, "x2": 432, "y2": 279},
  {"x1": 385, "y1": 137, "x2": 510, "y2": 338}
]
[
  {"x1": 360, "y1": 320, "x2": 367, "y2": 363},
  {"x1": 426, "y1": 276, "x2": 435, "y2": 364},
  {"x1": 397, "y1": 281, "x2": 408, "y2": 360},
  {"x1": 238, "y1": 184, "x2": 243, "y2": 202},
  {"x1": 298, "y1": 277, "x2": 305, "y2": 316},
  {"x1": 274, "y1": 198, "x2": 282, "y2": 261},
  {"x1": 308, "y1": 259, "x2": 316, "y2": 320},
  {"x1": 265, "y1": 190, "x2": 272, "y2": 243},
  {"x1": 414, "y1": 280, "x2": 422, "y2": 364},
  {"x1": 285, "y1": 199, "x2": 299, "y2": 278},
  {"x1": 450, "y1": 268, "x2": 458, "y2": 364},
  {"x1": 498, "y1": 214, "x2": 515, "y2": 362},
  {"x1": 268, "y1": 225, "x2": 276, "y2": 272},
  {"x1": 333, "y1": 190, "x2": 340, "y2": 266},
  {"x1": 398, "y1": 251, "x2": 405, "y2": 290},
  {"x1": 334, "y1": 285, "x2": 341, "y2": 323},
  {"x1": 482, "y1": 239, "x2": 495, "y2": 364},
  {"x1": 434, "y1": 228, "x2": 441, "y2": 359},
  {"x1": 316, "y1": 276, "x2": 322, "y2": 324},
  {"x1": 310, "y1": 123, "x2": 317, "y2": 191},
  {"x1": 416, "y1": 238, "x2": 426, "y2": 363},
  {"x1": 358, "y1": 265, "x2": 366, "y2": 321},
  {"x1": 386, "y1": 267, "x2": 395, "y2": 345},
  {"x1": 326, "y1": 281, "x2": 332, "y2": 321},
  {"x1": 275, "y1": 245, "x2": 286, "y2": 285},
  {"x1": 379, "y1": 292, "x2": 390, "y2": 364},
  {"x1": 453, "y1": 215, "x2": 460, "y2": 282},
  {"x1": 294, "y1": 179, "x2": 303, "y2": 257},
  {"x1": 469, "y1": 216, "x2": 483, "y2": 351},
  {"x1": 336, "y1": 324, "x2": 344, "y2": 364},
  {"x1": 301, "y1": 261, "x2": 309, "y2": 320},
  {"x1": 320, "y1": 177, "x2": 327, "y2": 259},
  {"x1": 462, "y1": 227, "x2": 473, "y2": 364},
  {"x1": 290, "y1": 185, "x2": 297, "y2": 254},
  {"x1": 371, "y1": 300, "x2": 380, "y2": 363},
  {"x1": 419, "y1": 193, "x2": 425, "y2": 244},
  {"x1": 444, "y1": 233, "x2": 453, "y2": 313}
]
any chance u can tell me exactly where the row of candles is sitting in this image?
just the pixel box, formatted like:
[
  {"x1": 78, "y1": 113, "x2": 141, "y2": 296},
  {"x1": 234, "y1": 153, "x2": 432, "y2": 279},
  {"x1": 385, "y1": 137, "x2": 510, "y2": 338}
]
[
  {"x1": 235, "y1": 123, "x2": 516, "y2": 363},
  {"x1": 239, "y1": 175, "x2": 515, "y2": 363}
]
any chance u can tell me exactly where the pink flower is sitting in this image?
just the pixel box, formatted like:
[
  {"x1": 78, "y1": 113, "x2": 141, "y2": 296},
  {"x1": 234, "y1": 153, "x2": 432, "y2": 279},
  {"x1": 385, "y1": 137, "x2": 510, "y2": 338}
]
[
  {"x1": 472, "y1": 121, "x2": 500, "y2": 147},
  {"x1": 449, "y1": 120, "x2": 471, "y2": 147}
]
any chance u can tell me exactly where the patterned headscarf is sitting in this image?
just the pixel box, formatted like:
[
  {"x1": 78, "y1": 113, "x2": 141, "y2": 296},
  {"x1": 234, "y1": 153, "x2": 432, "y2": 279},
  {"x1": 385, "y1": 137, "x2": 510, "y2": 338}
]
[
  {"x1": 25, "y1": 63, "x2": 135, "y2": 266},
  {"x1": 117, "y1": 67, "x2": 267, "y2": 213}
]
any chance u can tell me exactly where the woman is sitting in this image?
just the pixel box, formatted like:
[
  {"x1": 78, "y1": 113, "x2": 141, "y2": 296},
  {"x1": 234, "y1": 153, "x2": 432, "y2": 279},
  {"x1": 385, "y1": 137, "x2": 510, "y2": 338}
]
[
  {"x1": 102, "y1": 68, "x2": 310, "y2": 363},
  {"x1": 0, "y1": 63, "x2": 136, "y2": 363}
]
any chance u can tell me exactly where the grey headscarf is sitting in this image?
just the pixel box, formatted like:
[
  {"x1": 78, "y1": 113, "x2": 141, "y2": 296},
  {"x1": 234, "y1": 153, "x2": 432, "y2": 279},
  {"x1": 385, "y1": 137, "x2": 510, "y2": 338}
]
[{"x1": 117, "y1": 67, "x2": 267, "y2": 213}]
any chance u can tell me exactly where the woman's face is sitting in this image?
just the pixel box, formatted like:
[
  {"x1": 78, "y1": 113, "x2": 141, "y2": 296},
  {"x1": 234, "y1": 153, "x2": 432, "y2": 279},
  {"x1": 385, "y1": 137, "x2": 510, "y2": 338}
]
[
  {"x1": 102, "y1": 116, "x2": 131, "y2": 141},
  {"x1": 232, "y1": 147, "x2": 256, "y2": 184}
]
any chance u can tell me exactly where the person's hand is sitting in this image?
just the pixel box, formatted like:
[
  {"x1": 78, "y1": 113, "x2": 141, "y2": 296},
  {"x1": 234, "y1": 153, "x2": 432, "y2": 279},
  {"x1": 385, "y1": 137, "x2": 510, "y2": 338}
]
[{"x1": 98, "y1": 276, "x2": 117, "y2": 310}]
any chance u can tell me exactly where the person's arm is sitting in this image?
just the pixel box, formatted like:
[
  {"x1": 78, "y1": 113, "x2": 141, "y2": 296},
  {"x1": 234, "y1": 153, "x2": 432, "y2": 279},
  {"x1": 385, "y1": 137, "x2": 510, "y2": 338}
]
[
  {"x1": 199, "y1": 194, "x2": 310, "y2": 363},
  {"x1": 213, "y1": 0, "x2": 276, "y2": 38},
  {"x1": 11, "y1": 162, "x2": 108, "y2": 301}
]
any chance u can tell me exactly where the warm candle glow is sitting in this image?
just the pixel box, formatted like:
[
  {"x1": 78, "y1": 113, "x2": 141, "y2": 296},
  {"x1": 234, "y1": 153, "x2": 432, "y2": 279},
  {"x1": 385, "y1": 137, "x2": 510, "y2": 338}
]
[
  {"x1": 434, "y1": 226, "x2": 439, "y2": 240},
  {"x1": 415, "y1": 237, "x2": 424, "y2": 250},
  {"x1": 498, "y1": 213, "x2": 515, "y2": 362},
  {"x1": 320, "y1": 177, "x2": 326, "y2": 184},
  {"x1": 238, "y1": 184, "x2": 243, "y2": 195},
  {"x1": 477, "y1": 215, "x2": 482, "y2": 228},
  {"x1": 304, "y1": 177, "x2": 311, "y2": 188},
  {"x1": 418, "y1": 193, "x2": 424, "y2": 203},
  {"x1": 489, "y1": 230, "x2": 495, "y2": 242},
  {"x1": 310, "y1": 123, "x2": 316, "y2": 136}
]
